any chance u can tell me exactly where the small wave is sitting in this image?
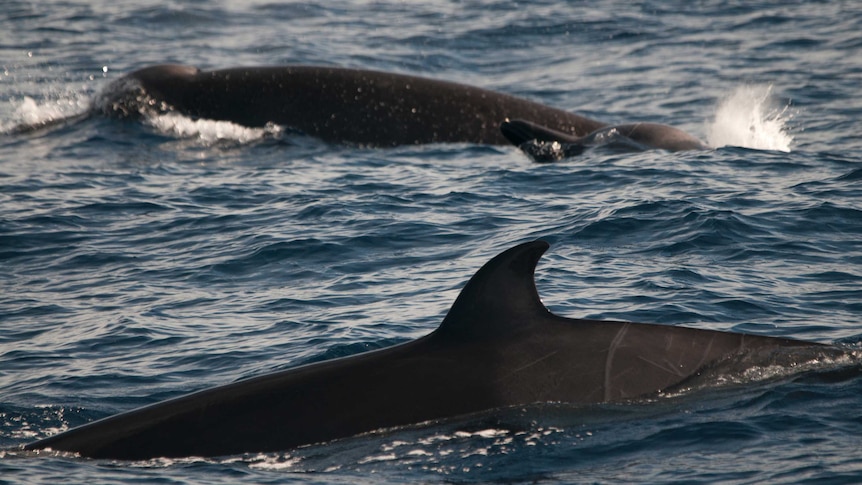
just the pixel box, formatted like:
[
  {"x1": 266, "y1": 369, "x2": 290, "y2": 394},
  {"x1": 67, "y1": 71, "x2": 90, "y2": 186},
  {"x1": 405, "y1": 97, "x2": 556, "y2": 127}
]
[
  {"x1": 244, "y1": 423, "x2": 559, "y2": 473},
  {"x1": 3, "y1": 95, "x2": 90, "y2": 135},
  {"x1": 705, "y1": 85, "x2": 794, "y2": 152},
  {"x1": 145, "y1": 112, "x2": 282, "y2": 144}
]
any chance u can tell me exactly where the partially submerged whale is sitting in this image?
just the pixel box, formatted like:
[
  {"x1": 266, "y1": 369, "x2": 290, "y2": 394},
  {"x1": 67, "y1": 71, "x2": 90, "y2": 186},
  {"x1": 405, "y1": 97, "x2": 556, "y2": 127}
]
[
  {"x1": 24, "y1": 240, "x2": 835, "y2": 460},
  {"x1": 95, "y1": 64, "x2": 607, "y2": 146},
  {"x1": 501, "y1": 118, "x2": 708, "y2": 162},
  {"x1": 12, "y1": 64, "x2": 707, "y2": 153}
]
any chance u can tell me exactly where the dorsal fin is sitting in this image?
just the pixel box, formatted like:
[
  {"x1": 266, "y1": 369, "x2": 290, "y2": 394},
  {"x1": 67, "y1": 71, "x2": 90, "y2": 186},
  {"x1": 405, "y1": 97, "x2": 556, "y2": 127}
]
[{"x1": 436, "y1": 240, "x2": 552, "y2": 340}]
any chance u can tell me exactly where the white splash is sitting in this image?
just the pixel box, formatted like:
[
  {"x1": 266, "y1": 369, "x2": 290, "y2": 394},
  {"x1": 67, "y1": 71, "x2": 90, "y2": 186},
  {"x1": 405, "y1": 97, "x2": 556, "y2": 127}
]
[
  {"x1": 4, "y1": 95, "x2": 89, "y2": 133},
  {"x1": 145, "y1": 112, "x2": 281, "y2": 144},
  {"x1": 706, "y1": 85, "x2": 794, "y2": 152}
]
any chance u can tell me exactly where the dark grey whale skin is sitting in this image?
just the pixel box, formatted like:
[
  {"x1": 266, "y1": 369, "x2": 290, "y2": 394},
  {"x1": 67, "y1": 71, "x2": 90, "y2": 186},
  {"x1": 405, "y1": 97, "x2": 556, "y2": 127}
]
[
  {"x1": 500, "y1": 118, "x2": 707, "y2": 161},
  {"x1": 23, "y1": 241, "x2": 828, "y2": 460},
  {"x1": 99, "y1": 64, "x2": 608, "y2": 146}
]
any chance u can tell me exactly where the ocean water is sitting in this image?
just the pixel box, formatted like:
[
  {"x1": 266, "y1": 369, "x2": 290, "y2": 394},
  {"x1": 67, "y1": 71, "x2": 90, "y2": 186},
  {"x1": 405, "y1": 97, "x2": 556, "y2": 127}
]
[{"x1": 2, "y1": 0, "x2": 862, "y2": 483}]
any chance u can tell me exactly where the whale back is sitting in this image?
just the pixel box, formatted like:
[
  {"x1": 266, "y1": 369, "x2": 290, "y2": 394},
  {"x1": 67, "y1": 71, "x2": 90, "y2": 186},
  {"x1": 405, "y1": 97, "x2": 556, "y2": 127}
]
[{"x1": 101, "y1": 64, "x2": 608, "y2": 146}]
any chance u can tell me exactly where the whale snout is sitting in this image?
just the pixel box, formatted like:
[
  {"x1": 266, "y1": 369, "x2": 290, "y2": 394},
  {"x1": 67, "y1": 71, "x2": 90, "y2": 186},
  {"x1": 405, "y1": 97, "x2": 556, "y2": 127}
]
[{"x1": 94, "y1": 64, "x2": 201, "y2": 118}]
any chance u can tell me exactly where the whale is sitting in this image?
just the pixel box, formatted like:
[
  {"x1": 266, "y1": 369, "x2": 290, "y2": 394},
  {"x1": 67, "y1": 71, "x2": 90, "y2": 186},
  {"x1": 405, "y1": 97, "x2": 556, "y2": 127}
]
[
  {"x1": 22, "y1": 240, "x2": 835, "y2": 460},
  {"x1": 500, "y1": 118, "x2": 708, "y2": 162},
  {"x1": 94, "y1": 64, "x2": 608, "y2": 146},
  {"x1": 12, "y1": 64, "x2": 707, "y2": 153}
]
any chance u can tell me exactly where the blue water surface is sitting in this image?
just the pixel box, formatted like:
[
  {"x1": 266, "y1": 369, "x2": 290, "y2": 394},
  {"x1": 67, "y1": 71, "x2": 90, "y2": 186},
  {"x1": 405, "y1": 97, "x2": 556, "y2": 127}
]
[{"x1": 2, "y1": 1, "x2": 862, "y2": 483}]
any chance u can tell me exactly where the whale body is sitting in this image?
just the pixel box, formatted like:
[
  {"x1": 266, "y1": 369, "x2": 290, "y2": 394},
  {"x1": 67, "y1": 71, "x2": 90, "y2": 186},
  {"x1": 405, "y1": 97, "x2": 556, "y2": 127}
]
[
  {"x1": 23, "y1": 240, "x2": 831, "y2": 460},
  {"x1": 96, "y1": 64, "x2": 608, "y2": 146}
]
